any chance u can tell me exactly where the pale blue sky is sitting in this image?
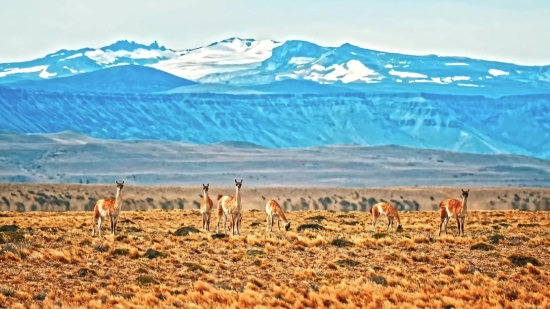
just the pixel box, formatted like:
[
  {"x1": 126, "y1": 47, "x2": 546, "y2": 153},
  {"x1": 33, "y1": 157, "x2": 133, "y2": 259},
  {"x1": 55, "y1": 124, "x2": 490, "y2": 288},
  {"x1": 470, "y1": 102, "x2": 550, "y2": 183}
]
[{"x1": 1, "y1": 0, "x2": 549, "y2": 65}]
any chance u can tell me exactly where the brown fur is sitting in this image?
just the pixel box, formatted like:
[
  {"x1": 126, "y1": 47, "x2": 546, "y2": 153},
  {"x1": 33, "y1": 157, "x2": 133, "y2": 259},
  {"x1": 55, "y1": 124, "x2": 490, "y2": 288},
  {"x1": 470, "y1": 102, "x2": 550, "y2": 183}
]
[
  {"x1": 199, "y1": 183, "x2": 213, "y2": 231},
  {"x1": 266, "y1": 200, "x2": 291, "y2": 231},
  {"x1": 219, "y1": 179, "x2": 243, "y2": 235},
  {"x1": 92, "y1": 181, "x2": 124, "y2": 237},
  {"x1": 215, "y1": 194, "x2": 239, "y2": 233},
  {"x1": 438, "y1": 188, "x2": 469, "y2": 236},
  {"x1": 215, "y1": 194, "x2": 226, "y2": 233},
  {"x1": 370, "y1": 201, "x2": 403, "y2": 232}
]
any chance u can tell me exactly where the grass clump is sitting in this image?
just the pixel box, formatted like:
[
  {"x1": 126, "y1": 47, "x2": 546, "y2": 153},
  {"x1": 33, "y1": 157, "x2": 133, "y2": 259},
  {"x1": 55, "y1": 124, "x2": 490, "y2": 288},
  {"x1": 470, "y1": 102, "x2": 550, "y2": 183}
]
[
  {"x1": 246, "y1": 249, "x2": 266, "y2": 256},
  {"x1": 113, "y1": 248, "x2": 130, "y2": 256},
  {"x1": 373, "y1": 233, "x2": 389, "y2": 239},
  {"x1": 330, "y1": 238, "x2": 354, "y2": 248},
  {"x1": 211, "y1": 233, "x2": 228, "y2": 239},
  {"x1": 0, "y1": 225, "x2": 19, "y2": 232},
  {"x1": 174, "y1": 226, "x2": 201, "y2": 236},
  {"x1": 307, "y1": 215, "x2": 325, "y2": 222},
  {"x1": 136, "y1": 275, "x2": 159, "y2": 285},
  {"x1": 470, "y1": 243, "x2": 495, "y2": 251},
  {"x1": 370, "y1": 275, "x2": 388, "y2": 286},
  {"x1": 334, "y1": 259, "x2": 360, "y2": 267},
  {"x1": 489, "y1": 234, "x2": 505, "y2": 244},
  {"x1": 183, "y1": 262, "x2": 209, "y2": 273},
  {"x1": 508, "y1": 255, "x2": 541, "y2": 267},
  {"x1": 0, "y1": 232, "x2": 25, "y2": 244},
  {"x1": 144, "y1": 248, "x2": 166, "y2": 259},
  {"x1": 297, "y1": 223, "x2": 325, "y2": 231}
]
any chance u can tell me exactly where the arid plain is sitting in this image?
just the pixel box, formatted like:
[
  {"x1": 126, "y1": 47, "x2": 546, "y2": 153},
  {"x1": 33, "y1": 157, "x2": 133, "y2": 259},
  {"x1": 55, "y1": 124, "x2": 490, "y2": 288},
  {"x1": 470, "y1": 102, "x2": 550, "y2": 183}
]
[
  {"x1": 1, "y1": 208, "x2": 549, "y2": 308},
  {"x1": 1, "y1": 131, "x2": 550, "y2": 308}
]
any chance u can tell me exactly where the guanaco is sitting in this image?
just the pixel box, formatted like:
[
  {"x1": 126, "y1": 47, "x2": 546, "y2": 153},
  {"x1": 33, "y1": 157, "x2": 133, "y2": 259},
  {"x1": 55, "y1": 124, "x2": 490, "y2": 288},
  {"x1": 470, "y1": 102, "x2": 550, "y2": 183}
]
[
  {"x1": 370, "y1": 201, "x2": 403, "y2": 232},
  {"x1": 219, "y1": 179, "x2": 243, "y2": 235},
  {"x1": 215, "y1": 194, "x2": 237, "y2": 233},
  {"x1": 266, "y1": 199, "x2": 291, "y2": 231},
  {"x1": 92, "y1": 180, "x2": 124, "y2": 237},
  {"x1": 199, "y1": 183, "x2": 213, "y2": 231},
  {"x1": 438, "y1": 189, "x2": 469, "y2": 236}
]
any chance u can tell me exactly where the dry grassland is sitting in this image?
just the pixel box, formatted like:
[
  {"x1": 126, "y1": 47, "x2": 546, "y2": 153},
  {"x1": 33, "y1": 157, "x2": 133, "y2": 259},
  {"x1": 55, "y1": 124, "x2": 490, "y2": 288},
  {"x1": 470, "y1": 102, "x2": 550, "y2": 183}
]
[
  {"x1": 1, "y1": 208, "x2": 550, "y2": 308},
  {"x1": 1, "y1": 183, "x2": 550, "y2": 213}
]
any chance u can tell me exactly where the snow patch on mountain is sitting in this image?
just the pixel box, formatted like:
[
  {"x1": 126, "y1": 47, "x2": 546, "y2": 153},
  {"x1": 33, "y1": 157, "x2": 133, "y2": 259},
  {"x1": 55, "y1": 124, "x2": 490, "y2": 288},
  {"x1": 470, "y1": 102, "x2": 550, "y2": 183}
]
[
  {"x1": 489, "y1": 69, "x2": 510, "y2": 76},
  {"x1": 64, "y1": 53, "x2": 83, "y2": 60},
  {"x1": 0, "y1": 65, "x2": 49, "y2": 78},
  {"x1": 84, "y1": 48, "x2": 177, "y2": 65},
  {"x1": 389, "y1": 69, "x2": 428, "y2": 79},
  {"x1": 149, "y1": 38, "x2": 282, "y2": 80},
  {"x1": 301, "y1": 60, "x2": 382, "y2": 83}
]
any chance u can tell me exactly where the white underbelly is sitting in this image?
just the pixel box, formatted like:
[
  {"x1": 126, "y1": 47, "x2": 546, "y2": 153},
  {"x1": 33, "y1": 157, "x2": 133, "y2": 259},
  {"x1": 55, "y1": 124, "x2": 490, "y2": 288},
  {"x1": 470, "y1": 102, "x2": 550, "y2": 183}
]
[
  {"x1": 377, "y1": 204, "x2": 386, "y2": 216},
  {"x1": 445, "y1": 206, "x2": 453, "y2": 218}
]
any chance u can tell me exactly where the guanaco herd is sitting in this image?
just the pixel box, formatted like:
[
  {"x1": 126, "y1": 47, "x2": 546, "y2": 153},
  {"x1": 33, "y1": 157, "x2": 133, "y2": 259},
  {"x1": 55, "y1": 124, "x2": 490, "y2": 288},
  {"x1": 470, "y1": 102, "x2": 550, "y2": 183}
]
[{"x1": 92, "y1": 179, "x2": 470, "y2": 238}]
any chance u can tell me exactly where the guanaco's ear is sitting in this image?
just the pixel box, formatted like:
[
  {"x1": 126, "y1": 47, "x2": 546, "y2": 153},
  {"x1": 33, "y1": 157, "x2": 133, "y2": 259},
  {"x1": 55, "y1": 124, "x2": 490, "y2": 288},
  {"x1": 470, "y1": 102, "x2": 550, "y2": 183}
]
[
  {"x1": 116, "y1": 181, "x2": 120, "y2": 185},
  {"x1": 234, "y1": 178, "x2": 237, "y2": 183},
  {"x1": 122, "y1": 181, "x2": 124, "y2": 184},
  {"x1": 467, "y1": 188, "x2": 470, "y2": 193},
  {"x1": 202, "y1": 183, "x2": 205, "y2": 187}
]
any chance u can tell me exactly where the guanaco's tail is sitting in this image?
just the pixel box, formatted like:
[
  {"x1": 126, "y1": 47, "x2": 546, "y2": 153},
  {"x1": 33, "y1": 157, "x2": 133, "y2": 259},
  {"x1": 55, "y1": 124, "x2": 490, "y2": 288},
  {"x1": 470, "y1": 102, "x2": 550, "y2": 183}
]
[{"x1": 217, "y1": 194, "x2": 223, "y2": 200}]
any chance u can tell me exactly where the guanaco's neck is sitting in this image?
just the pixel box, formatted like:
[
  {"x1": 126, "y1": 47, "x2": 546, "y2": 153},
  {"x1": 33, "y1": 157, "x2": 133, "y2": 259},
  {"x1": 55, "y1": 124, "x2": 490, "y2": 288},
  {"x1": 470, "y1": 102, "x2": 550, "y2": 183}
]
[
  {"x1": 276, "y1": 208, "x2": 288, "y2": 223},
  {"x1": 236, "y1": 187, "x2": 241, "y2": 206},
  {"x1": 461, "y1": 196, "x2": 468, "y2": 214},
  {"x1": 114, "y1": 189, "x2": 122, "y2": 210},
  {"x1": 204, "y1": 189, "x2": 209, "y2": 201}
]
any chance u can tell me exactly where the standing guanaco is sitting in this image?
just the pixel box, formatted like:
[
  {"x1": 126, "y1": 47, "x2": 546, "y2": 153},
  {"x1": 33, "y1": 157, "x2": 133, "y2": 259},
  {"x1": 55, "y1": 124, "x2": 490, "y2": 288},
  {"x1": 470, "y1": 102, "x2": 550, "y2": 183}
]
[
  {"x1": 219, "y1": 179, "x2": 243, "y2": 235},
  {"x1": 199, "y1": 183, "x2": 213, "y2": 231},
  {"x1": 92, "y1": 180, "x2": 124, "y2": 237},
  {"x1": 438, "y1": 189, "x2": 469, "y2": 236}
]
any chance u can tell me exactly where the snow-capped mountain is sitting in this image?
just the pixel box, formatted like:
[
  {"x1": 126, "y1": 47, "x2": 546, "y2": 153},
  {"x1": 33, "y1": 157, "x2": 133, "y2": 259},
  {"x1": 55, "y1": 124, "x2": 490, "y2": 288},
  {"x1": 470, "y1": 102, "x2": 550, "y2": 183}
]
[
  {"x1": 1, "y1": 38, "x2": 549, "y2": 96},
  {"x1": 1, "y1": 38, "x2": 550, "y2": 159},
  {"x1": 0, "y1": 38, "x2": 279, "y2": 84}
]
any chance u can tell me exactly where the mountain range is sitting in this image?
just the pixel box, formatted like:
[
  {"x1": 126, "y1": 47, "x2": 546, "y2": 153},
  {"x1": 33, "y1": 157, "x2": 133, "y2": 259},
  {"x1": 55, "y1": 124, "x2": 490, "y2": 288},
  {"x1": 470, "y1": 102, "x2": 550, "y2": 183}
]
[
  {"x1": 0, "y1": 38, "x2": 549, "y2": 160},
  {"x1": 1, "y1": 38, "x2": 549, "y2": 96}
]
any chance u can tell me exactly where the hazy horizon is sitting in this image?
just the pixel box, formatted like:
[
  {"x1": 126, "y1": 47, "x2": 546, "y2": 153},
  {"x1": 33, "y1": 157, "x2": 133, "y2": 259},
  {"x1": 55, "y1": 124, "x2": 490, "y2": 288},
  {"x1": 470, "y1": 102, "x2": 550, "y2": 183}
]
[{"x1": 1, "y1": 0, "x2": 550, "y2": 65}]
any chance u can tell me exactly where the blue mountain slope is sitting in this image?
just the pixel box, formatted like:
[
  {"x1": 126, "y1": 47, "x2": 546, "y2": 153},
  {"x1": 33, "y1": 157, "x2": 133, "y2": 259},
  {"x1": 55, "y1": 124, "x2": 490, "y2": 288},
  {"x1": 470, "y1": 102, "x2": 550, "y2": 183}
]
[
  {"x1": 0, "y1": 88, "x2": 549, "y2": 158},
  {"x1": 6, "y1": 65, "x2": 196, "y2": 94},
  {"x1": 245, "y1": 79, "x2": 359, "y2": 94}
]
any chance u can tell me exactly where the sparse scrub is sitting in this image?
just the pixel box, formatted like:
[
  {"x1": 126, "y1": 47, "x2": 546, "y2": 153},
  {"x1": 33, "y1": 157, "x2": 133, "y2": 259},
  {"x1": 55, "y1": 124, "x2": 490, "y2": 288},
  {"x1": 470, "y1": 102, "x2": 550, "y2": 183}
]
[{"x1": 0, "y1": 205, "x2": 549, "y2": 307}]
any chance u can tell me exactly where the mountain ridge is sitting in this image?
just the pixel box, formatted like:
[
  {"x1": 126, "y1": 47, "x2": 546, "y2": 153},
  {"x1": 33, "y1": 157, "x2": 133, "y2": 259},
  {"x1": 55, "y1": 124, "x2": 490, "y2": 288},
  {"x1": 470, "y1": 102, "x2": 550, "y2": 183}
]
[
  {"x1": 1, "y1": 87, "x2": 548, "y2": 159},
  {"x1": 7, "y1": 65, "x2": 196, "y2": 93},
  {"x1": 1, "y1": 37, "x2": 549, "y2": 96}
]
